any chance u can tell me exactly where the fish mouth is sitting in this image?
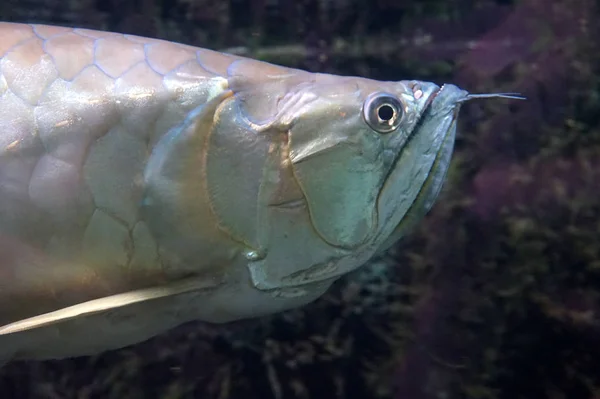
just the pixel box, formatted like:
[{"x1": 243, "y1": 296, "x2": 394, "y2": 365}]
[
  {"x1": 374, "y1": 84, "x2": 523, "y2": 252},
  {"x1": 420, "y1": 86, "x2": 441, "y2": 115},
  {"x1": 421, "y1": 114, "x2": 457, "y2": 187},
  {"x1": 405, "y1": 85, "x2": 461, "y2": 208},
  {"x1": 398, "y1": 117, "x2": 455, "y2": 216},
  {"x1": 372, "y1": 85, "x2": 461, "y2": 250},
  {"x1": 374, "y1": 117, "x2": 457, "y2": 252}
]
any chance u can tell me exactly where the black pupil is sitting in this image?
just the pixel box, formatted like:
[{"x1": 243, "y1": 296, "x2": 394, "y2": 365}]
[{"x1": 377, "y1": 104, "x2": 395, "y2": 121}]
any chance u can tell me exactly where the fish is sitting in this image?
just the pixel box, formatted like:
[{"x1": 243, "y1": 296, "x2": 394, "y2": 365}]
[{"x1": 0, "y1": 22, "x2": 523, "y2": 364}]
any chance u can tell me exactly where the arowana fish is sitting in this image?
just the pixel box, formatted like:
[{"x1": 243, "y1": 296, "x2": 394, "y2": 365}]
[{"x1": 0, "y1": 21, "x2": 522, "y2": 365}]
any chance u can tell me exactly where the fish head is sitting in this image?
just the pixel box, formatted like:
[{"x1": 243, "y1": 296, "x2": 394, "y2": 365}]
[
  {"x1": 264, "y1": 75, "x2": 464, "y2": 251},
  {"x1": 156, "y1": 59, "x2": 523, "y2": 290}
]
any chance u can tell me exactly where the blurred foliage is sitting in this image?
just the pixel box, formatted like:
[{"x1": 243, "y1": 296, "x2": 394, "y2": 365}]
[{"x1": 1, "y1": 0, "x2": 600, "y2": 398}]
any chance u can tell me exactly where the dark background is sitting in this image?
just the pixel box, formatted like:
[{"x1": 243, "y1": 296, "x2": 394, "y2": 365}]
[{"x1": 1, "y1": 0, "x2": 599, "y2": 398}]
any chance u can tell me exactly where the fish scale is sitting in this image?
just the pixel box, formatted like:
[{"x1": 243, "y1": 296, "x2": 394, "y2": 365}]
[
  {"x1": 0, "y1": 23, "x2": 239, "y2": 276},
  {"x1": 0, "y1": 23, "x2": 243, "y2": 325},
  {"x1": 0, "y1": 21, "x2": 522, "y2": 364}
]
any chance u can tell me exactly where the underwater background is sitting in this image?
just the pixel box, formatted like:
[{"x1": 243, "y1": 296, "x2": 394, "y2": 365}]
[{"x1": 0, "y1": 0, "x2": 599, "y2": 398}]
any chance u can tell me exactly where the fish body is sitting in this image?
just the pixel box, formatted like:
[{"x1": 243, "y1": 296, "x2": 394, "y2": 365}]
[{"x1": 0, "y1": 22, "x2": 482, "y2": 363}]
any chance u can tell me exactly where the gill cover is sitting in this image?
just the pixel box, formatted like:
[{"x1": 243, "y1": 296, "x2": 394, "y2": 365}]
[
  {"x1": 288, "y1": 93, "x2": 385, "y2": 248},
  {"x1": 222, "y1": 65, "x2": 399, "y2": 250},
  {"x1": 285, "y1": 81, "x2": 428, "y2": 249}
]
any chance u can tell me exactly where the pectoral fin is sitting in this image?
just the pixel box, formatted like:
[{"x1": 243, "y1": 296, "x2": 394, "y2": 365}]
[{"x1": 0, "y1": 277, "x2": 220, "y2": 335}]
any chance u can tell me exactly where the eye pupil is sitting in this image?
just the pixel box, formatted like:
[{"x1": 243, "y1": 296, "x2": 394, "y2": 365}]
[
  {"x1": 377, "y1": 104, "x2": 395, "y2": 121},
  {"x1": 362, "y1": 92, "x2": 404, "y2": 134}
]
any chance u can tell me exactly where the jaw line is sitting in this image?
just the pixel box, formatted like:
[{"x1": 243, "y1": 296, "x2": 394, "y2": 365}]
[{"x1": 373, "y1": 112, "x2": 458, "y2": 249}]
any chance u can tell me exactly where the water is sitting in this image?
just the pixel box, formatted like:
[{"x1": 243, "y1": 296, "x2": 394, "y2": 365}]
[{"x1": 0, "y1": 0, "x2": 599, "y2": 398}]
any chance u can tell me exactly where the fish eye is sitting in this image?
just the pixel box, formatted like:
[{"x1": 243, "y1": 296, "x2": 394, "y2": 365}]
[{"x1": 362, "y1": 92, "x2": 404, "y2": 134}]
